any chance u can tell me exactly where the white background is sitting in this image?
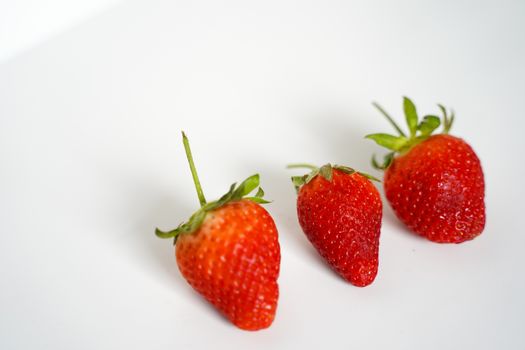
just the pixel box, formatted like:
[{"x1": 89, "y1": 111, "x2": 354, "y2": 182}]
[
  {"x1": 1, "y1": 1, "x2": 524, "y2": 349},
  {"x1": 0, "y1": 0, "x2": 123, "y2": 63}
]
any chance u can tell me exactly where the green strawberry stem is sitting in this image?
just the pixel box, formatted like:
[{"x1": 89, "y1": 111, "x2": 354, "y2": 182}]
[
  {"x1": 182, "y1": 131, "x2": 207, "y2": 207},
  {"x1": 155, "y1": 134, "x2": 270, "y2": 241}
]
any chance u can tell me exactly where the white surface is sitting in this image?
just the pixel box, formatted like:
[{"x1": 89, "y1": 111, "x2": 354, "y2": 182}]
[
  {"x1": 0, "y1": 0, "x2": 123, "y2": 63},
  {"x1": 1, "y1": 1, "x2": 524, "y2": 349}
]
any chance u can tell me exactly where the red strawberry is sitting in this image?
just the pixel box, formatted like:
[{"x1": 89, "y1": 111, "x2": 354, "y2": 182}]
[
  {"x1": 289, "y1": 164, "x2": 382, "y2": 287},
  {"x1": 366, "y1": 97, "x2": 485, "y2": 243},
  {"x1": 156, "y1": 132, "x2": 280, "y2": 331}
]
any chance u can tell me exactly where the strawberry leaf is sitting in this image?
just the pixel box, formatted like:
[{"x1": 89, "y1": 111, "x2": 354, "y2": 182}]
[
  {"x1": 155, "y1": 226, "x2": 179, "y2": 239},
  {"x1": 304, "y1": 169, "x2": 320, "y2": 185},
  {"x1": 246, "y1": 197, "x2": 271, "y2": 204},
  {"x1": 369, "y1": 98, "x2": 458, "y2": 170},
  {"x1": 365, "y1": 133, "x2": 408, "y2": 151},
  {"x1": 418, "y1": 115, "x2": 441, "y2": 136},
  {"x1": 155, "y1": 133, "x2": 274, "y2": 243},
  {"x1": 319, "y1": 164, "x2": 333, "y2": 181},
  {"x1": 403, "y1": 97, "x2": 418, "y2": 137},
  {"x1": 333, "y1": 165, "x2": 356, "y2": 175},
  {"x1": 448, "y1": 109, "x2": 455, "y2": 133},
  {"x1": 155, "y1": 207, "x2": 208, "y2": 241},
  {"x1": 217, "y1": 183, "x2": 237, "y2": 204},
  {"x1": 438, "y1": 104, "x2": 454, "y2": 134},
  {"x1": 371, "y1": 152, "x2": 394, "y2": 170},
  {"x1": 289, "y1": 163, "x2": 379, "y2": 192},
  {"x1": 291, "y1": 175, "x2": 306, "y2": 192},
  {"x1": 372, "y1": 102, "x2": 406, "y2": 137},
  {"x1": 188, "y1": 210, "x2": 207, "y2": 232},
  {"x1": 254, "y1": 187, "x2": 265, "y2": 198},
  {"x1": 234, "y1": 174, "x2": 260, "y2": 198},
  {"x1": 357, "y1": 172, "x2": 381, "y2": 182},
  {"x1": 156, "y1": 173, "x2": 271, "y2": 241}
]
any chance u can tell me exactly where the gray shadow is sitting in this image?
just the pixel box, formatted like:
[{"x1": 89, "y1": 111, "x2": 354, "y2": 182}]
[
  {"x1": 134, "y1": 192, "x2": 192, "y2": 283},
  {"x1": 247, "y1": 160, "x2": 331, "y2": 274},
  {"x1": 132, "y1": 189, "x2": 231, "y2": 322},
  {"x1": 99, "y1": 166, "x2": 231, "y2": 323}
]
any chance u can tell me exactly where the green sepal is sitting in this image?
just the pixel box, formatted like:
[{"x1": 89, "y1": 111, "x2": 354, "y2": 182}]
[
  {"x1": 287, "y1": 163, "x2": 321, "y2": 192},
  {"x1": 333, "y1": 164, "x2": 380, "y2": 182},
  {"x1": 418, "y1": 115, "x2": 441, "y2": 136},
  {"x1": 254, "y1": 187, "x2": 264, "y2": 198},
  {"x1": 448, "y1": 111, "x2": 455, "y2": 133},
  {"x1": 216, "y1": 183, "x2": 236, "y2": 204},
  {"x1": 365, "y1": 133, "x2": 408, "y2": 151},
  {"x1": 288, "y1": 163, "x2": 380, "y2": 192},
  {"x1": 368, "y1": 97, "x2": 458, "y2": 170},
  {"x1": 438, "y1": 104, "x2": 454, "y2": 134},
  {"x1": 332, "y1": 165, "x2": 355, "y2": 175},
  {"x1": 291, "y1": 175, "x2": 307, "y2": 192},
  {"x1": 245, "y1": 197, "x2": 272, "y2": 204},
  {"x1": 403, "y1": 97, "x2": 418, "y2": 137},
  {"x1": 155, "y1": 208, "x2": 207, "y2": 242},
  {"x1": 319, "y1": 164, "x2": 333, "y2": 181},
  {"x1": 371, "y1": 152, "x2": 394, "y2": 170},
  {"x1": 304, "y1": 168, "x2": 320, "y2": 185},
  {"x1": 155, "y1": 173, "x2": 270, "y2": 242},
  {"x1": 246, "y1": 185, "x2": 269, "y2": 203},
  {"x1": 155, "y1": 226, "x2": 181, "y2": 239},
  {"x1": 232, "y1": 174, "x2": 260, "y2": 198},
  {"x1": 372, "y1": 102, "x2": 406, "y2": 137},
  {"x1": 358, "y1": 172, "x2": 381, "y2": 182}
]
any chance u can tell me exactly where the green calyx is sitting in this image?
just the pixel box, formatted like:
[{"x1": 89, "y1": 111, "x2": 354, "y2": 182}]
[
  {"x1": 155, "y1": 173, "x2": 269, "y2": 241},
  {"x1": 287, "y1": 163, "x2": 380, "y2": 192},
  {"x1": 155, "y1": 132, "x2": 270, "y2": 242},
  {"x1": 366, "y1": 97, "x2": 455, "y2": 170}
]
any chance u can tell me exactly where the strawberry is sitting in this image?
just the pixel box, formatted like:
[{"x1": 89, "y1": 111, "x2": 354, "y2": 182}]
[
  {"x1": 366, "y1": 97, "x2": 485, "y2": 243},
  {"x1": 156, "y1": 132, "x2": 280, "y2": 331},
  {"x1": 289, "y1": 163, "x2": 382, "y2": 287}
]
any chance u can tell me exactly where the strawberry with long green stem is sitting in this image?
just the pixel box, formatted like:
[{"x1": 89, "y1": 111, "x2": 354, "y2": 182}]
[
  {"x1": 156, "y1": 132, "x2": 280, "y2": 331},
  {"x1": 366, "y1": 97, "x2": 485, "y2": 243}
]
